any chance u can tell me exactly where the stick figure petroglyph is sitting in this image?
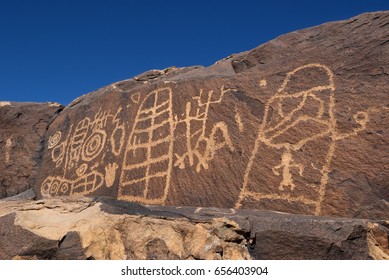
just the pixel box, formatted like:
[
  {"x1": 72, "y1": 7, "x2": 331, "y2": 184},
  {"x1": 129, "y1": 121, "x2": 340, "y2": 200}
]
[{"x1": 272, "y1": 146, "x2": 304, "y2": 191}]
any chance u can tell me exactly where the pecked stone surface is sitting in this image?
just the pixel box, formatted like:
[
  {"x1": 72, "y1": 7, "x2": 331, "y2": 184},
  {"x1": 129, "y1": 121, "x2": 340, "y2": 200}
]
[
  {"x1": 0, "y1": 197, "x2": 387, "y2": 260},
  {"x1": 34, "y1": 11, "x2": 389, "y2": 219},
  {"x1": 0, "y1": 102, "x2": 63, "y2": 198}
]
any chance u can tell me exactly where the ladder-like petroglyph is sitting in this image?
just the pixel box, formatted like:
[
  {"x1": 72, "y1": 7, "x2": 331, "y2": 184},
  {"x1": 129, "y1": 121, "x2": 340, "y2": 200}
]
[{"x1": 119, "y1": 88, "x2": 175, "y2": 204}]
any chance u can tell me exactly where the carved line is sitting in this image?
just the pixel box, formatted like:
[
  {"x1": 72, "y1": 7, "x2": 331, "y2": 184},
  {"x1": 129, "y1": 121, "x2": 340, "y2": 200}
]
[
  {"x1": 5, "y1": 137, "x2": 12, "y2": 163},
  {"x1": 235, "y1": 110, "x2": 244, "y2": 132},
  {"x1": 243, "y1": 191, "x2": 317, "y2": 206}
]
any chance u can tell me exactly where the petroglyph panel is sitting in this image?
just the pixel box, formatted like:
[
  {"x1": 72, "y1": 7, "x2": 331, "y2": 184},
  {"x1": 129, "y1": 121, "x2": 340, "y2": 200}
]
[
  {"x1": 33, "y1": 12, "x2": 389, "y2": 219},
  {"x1": 236, "y1": 64, "x2": 372, "y2": 215},
  {"x1": 39, "y1": 85, "x2": 238, "y2": 205},
  {"x1": 41, "y1": 107, "x2": 126, "y2": 197},
  {"x1": 36, "y1": 63, "x2": 384, "y2": 217}
]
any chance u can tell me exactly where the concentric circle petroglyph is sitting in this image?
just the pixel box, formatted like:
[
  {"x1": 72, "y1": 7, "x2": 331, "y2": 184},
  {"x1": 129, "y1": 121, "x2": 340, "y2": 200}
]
[
  {"x1": 48, "y1": 131, "x2": 62, "y2": 149},
  {"x1": 76, "y1": 163, "x2": 88, "y2": 176},
  {"x1": 82, "y1": 131, "x2": 106, "y2": 161}
]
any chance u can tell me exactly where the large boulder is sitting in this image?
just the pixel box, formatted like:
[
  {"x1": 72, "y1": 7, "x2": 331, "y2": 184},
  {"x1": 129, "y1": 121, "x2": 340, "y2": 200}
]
[
  {"x1": 0, "y1": 197, "x2": 387, "y2": 260},
  {"x1": 34, "y1": 11, "x2": 389, "y2": 219},
  {"x1": 0, "y1": 102, "x2": 63, "y2": 198}
]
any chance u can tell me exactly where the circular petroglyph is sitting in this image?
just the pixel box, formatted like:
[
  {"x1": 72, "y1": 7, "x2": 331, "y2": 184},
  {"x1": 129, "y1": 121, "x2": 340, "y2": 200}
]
[
  {"x1": 50, "y1": 180, "x2": 60, "y2": 195},
  {"x1": 76, "y1": 163, "x2": 88, "y2": 176},
  {"x1": 48, "y1": 131, "x2": 62, "y2": 149},
  {"x1": 60, "y1": 182, "x2": 69, "y2": 194},
  {"x1": 41, "y1": 179, "x2": 52, "y2": 196},
  {"x1": 82, "y1": 131, "x2": 106, "y2": 161}
]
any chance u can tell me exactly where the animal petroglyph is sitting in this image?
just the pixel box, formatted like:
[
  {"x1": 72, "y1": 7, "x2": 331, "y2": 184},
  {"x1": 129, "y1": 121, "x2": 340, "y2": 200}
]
[
  {"x1": 173, "y1": 86, "x2": 234, "y2": 173},
  {"x1": 236, "y1": 63, "x2": 371, "y2": 215},
  {"x1": 119, "y1": 88, "x2": 175, "y2": 204}
]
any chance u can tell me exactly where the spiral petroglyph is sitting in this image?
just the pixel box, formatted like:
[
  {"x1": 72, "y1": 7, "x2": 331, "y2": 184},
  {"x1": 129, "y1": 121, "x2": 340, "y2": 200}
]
[{"x1": 48, "y1": 131, "x2": 62, "y2": 149}]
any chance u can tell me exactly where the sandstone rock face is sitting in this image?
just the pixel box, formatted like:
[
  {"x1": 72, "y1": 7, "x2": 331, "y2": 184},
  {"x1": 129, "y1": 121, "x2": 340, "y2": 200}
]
[
  {"x1": 0, "y1": 197, "x2": 387, "y2": 260},
  {"x1": 33, "y1": 12, "x2": 389, "y2": 219},
  {"x1": 0, "y1": 102, "x2": 63, "y2": 198},
  {"x1": 0, "y1": 198, "x2": 251, "y2": 260}
]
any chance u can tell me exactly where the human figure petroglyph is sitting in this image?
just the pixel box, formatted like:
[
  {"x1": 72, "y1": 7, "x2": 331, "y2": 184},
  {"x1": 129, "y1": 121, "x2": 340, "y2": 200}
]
[
  {"x1": 272, "y1": 146, "x2": 304, "y2": 191},
  {"x1": 259, "y1": 79, "x2": 267, "y2": 87},
  {"x1": 173, "y1": 86, "x2": 234, "y2": 173},
  {"x1": 236, "y1": 63, "x2": 371, "y2": 215}
]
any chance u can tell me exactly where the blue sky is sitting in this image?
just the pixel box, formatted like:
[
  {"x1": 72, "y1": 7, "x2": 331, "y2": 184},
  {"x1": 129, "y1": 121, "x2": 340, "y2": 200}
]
[{"x1": 0, "y1": 0, "x2": 388, "y2": 105}]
